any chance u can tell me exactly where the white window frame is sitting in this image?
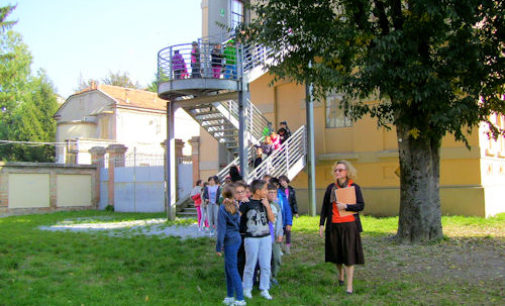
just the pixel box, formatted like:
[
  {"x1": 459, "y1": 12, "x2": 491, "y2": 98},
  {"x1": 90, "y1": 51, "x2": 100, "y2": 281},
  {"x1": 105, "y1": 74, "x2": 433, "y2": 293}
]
[{"x1": 325, "y1": 93, "x2": 352, "y2": 128}]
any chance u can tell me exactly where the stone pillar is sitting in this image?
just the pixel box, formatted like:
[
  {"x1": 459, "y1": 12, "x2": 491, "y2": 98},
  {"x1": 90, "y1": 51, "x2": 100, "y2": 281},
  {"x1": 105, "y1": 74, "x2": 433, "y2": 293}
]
[
  {"x1": 90, "y1": 146, "x2": 106, "y2": 168},
  {"x1": 49, "y1": 170, "x2": 57, "y2": 209},
  {"x1": 106, "y1": 144, "x2": 128, "y2": 207},
  {"x1": 89, "y1": 146, "x2": 106, "y2": 208},
  {"x1": 175, "y1": 139, "x2": 185, "y2": 160},
  {"x1": 0, "y1": 171, "x2": 8, "y2": 208},
  {"x1": 65, "y1": 139, "x2": 78, "y2": 165},
  {"x1": 189, "y1": 136, "x2": 200, "y2": 185}
]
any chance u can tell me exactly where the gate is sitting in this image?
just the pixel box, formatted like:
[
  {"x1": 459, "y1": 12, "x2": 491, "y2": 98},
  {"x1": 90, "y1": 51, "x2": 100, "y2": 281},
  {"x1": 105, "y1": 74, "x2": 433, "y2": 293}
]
[{"x1": 99, "y1": 149, "x2": 193, "y2": 212}]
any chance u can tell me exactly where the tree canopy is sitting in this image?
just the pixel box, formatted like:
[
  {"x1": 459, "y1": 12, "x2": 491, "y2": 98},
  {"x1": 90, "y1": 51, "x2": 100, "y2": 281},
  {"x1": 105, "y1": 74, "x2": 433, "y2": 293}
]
[
  {"x1": 102, "y1": 70, "x2": 141, "y2": 89},
  {"x1": 242, "y1": 0, "x2": 505, "y2": 242},
  {"x1": 0, "y1": 5, "x2": 59, "y2": 162}
]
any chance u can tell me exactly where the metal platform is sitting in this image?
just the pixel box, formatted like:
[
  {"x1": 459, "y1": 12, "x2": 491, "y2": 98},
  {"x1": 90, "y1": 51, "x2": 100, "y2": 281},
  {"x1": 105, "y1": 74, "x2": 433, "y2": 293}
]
[{"x1": 158, "y1": 78, "x2": 239, "y2": 100}]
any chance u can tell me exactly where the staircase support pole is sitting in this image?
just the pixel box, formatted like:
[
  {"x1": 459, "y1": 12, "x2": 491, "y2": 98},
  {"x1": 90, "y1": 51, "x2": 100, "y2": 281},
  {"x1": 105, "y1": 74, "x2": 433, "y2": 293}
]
[
  {"x1": 165, "y1": 101, "x2": 177, "y2": 220},
  {"x1": 238, "y1": 44, "x2": 249, "y2": 181},
  {"x1": 305, "y1": 82, "x2": 317, "y2": 217}
]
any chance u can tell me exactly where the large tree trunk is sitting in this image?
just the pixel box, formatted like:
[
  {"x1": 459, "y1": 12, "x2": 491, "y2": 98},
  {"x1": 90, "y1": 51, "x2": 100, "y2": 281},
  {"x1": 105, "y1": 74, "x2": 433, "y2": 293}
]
[{"x1": 396, "y1": 124, "x2": 443, "y2": 243}]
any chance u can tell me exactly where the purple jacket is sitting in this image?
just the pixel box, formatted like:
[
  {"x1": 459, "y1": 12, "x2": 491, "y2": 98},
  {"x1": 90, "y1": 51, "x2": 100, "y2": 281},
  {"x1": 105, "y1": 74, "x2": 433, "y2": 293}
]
[{"x1": 172, "y1": 53, "x2": 187, "y2": 71}]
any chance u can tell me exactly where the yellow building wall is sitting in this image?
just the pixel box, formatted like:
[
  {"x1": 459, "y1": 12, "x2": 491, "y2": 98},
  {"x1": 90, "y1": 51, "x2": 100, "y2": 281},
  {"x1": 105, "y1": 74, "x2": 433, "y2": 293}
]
[
  {"x1": 247, "y1": 73, "x2": 501, "y2": 217},
  {"x1": 479, "y1": 117, "x2": 505, "y2": 217},
  {"x1": 8, "y1": 174, "x2": 50, "y2": 208},
  {"x1": 199, "y1": 127, "x2": 220, "y2": 180},
  {"x1": 56, "y1": 175, "x2": 92, "y2": 207}
]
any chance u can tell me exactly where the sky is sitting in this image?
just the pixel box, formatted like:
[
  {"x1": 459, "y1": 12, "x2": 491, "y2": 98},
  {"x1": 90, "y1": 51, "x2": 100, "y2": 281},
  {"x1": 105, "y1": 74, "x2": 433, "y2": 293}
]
[{"x1": 9, "y1": 0, "x2": 202, "y2": 98}]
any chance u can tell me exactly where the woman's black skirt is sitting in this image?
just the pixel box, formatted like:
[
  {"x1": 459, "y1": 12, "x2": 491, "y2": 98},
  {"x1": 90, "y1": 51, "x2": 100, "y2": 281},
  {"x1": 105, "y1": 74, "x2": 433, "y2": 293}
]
[{"x1": 325, "y1": 221, "x2": 364, "y2": 265}]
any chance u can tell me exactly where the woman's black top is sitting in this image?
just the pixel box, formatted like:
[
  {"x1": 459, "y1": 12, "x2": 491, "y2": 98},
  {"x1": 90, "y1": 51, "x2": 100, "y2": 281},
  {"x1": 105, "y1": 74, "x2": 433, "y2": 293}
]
[{"x1": 319, "y1": 182, "x2": 365, "y2": 232}]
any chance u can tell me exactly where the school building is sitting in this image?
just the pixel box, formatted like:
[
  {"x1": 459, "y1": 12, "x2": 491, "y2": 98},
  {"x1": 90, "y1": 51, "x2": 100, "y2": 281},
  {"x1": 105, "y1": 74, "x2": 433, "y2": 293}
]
[{"x1": 162, "y1": 0, "x2": 505, "y2": 218}]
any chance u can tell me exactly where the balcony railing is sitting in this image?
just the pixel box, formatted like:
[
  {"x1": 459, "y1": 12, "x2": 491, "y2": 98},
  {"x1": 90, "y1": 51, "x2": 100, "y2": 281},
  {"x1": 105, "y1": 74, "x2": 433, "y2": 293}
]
[
  {"x1": 157, "y1": 40, "x2": 241, "y2": 83},
  {"x1": 157, "y1": 33, "x2": 275, "y2": 85}
]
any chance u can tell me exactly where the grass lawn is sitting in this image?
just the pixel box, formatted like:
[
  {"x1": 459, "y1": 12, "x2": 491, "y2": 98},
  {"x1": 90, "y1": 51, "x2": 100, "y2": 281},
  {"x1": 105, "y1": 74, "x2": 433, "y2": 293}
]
[{"x1": 0, "y1": 211, "x2": 504, "y2": 305}]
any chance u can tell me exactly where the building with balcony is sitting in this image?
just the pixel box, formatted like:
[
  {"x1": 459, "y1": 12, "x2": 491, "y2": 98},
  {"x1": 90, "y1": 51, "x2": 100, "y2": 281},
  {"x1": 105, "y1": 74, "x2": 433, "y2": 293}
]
[{"x1": 158, "y1": 0, "x2": 505, "y2": 218}]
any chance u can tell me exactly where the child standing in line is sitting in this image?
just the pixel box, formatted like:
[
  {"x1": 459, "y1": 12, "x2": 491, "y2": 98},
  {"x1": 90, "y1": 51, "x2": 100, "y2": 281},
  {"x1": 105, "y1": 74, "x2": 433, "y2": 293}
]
[
  {"x1": 199, "y1": 182, "x2": 209, "y2": 232},
  {"x1": 271, "y1": 178, "x2": 293, "y2": 255},
  {"x1": 190, "y1": 180, "x2": 204, "y2": 229},
  {"x1": 216, "y1": 186, "x2": 246, "y2": 306},
  {"x1": 234, "y1": 181, "x2": 250, "y2": 280},
  {"x1": 203, "y1": 176, "x2": 221, "y2": 235},
  {"x1": 267, "y1": 183, "x2": 283, "y2": 286},
  {"x1": 279, "y1": 175, "x2": 298, "y2": 254},
  {"x1": 240, "y1": 179, "x2": 275, "y2": 300}
]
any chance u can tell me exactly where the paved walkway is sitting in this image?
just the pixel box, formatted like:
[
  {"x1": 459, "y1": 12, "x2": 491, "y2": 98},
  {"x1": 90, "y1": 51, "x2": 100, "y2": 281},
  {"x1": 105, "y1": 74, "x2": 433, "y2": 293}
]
[{"x1": 39, "y1": 218, "x2": 214, "y2": 239}]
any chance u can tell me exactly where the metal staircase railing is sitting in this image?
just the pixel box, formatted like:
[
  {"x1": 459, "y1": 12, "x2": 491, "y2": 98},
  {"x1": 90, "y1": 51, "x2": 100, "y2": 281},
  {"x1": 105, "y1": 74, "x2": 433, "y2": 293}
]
[
  {"x1": 181, "y1": 97, "x2": 269, "y2": 152},
  {"x1": 214, "y1": 99, "x2": 269, "y2": 145},
  {"x1": 247, "y1": 125, "x2": 307, "y2": 183},
  {"x1": 158, "y1": 35, "x2": 306, "y2": 216},
  {"x1": 215, "y1": 144, "x2": 257, "y2": 183}
]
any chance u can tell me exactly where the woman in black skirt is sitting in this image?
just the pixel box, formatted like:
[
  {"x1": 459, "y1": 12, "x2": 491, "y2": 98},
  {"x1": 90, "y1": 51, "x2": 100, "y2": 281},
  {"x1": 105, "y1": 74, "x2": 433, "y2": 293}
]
[{"x1": 319, "y1": 160, "x2": 364, "y2": 294}]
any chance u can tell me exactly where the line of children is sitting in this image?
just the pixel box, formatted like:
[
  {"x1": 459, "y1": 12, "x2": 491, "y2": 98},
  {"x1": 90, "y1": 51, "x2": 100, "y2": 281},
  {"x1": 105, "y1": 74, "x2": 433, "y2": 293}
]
[{"x1": 215, "y1": 175, "x2": 298, "y2": 304}]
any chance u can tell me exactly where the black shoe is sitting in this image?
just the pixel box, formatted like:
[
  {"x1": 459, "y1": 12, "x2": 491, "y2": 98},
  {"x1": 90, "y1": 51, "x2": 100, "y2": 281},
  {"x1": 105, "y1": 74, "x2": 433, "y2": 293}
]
[
  {"x1": 346, "y1": 291, "x2": 353, "y2": 295},
  {"x1": 338, "y1": 280, "x2": 345, "y2": 286}
]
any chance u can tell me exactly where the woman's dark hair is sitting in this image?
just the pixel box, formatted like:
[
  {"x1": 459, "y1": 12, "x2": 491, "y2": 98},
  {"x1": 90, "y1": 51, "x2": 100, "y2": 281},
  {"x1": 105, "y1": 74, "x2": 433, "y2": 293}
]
[
  {"x1": 208, "y1": 176, "x2": 216, "y2": 183},
  {"x1": 229, "y1": 165, "x2": 243, "y2": 182},
  {"x1": 195, "y1": 179, "x2": 202, "y2": 187},
  {"x1": 278, "y1": 175, "x2": 290, "y2": 184}
]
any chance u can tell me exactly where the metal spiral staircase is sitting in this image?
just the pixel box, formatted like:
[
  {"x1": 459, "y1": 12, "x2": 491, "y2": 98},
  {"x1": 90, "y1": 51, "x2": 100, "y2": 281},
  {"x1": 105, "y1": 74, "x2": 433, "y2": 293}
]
[{"x1": 157, "y1": 36, "x2": 306, "y2": 217}]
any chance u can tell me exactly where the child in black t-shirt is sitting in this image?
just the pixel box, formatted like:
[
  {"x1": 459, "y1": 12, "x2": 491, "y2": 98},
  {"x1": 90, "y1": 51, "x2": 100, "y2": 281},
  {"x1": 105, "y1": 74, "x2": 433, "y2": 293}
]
[{"x1": 240, "y1": 179, "x2": 275, "y2": 300}]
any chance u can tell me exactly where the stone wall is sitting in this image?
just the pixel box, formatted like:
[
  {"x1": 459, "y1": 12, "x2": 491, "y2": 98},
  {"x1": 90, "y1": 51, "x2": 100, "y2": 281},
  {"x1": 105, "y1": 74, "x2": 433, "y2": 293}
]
[{"x1": 0, "y1": 162, "x2": 96, "y2": 216}]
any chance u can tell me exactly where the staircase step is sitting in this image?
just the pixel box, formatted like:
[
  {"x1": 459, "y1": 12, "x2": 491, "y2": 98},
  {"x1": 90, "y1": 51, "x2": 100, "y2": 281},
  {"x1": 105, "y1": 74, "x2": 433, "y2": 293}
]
[
  {"x1": 203, "y1": 123, "x2": 235, "y2": 128},
  {"x1": 184, "y1": 105, "x2": 213, "y2": 111},
  {"x1": 213, "y1": 128, "x2": 238, "y2": 133},
  {"x1": 193, "y1": 111, "x2": 221, "y2": 116},
  {"x1": 199, "y1": 117, "x2": 226, "y2": 123}
]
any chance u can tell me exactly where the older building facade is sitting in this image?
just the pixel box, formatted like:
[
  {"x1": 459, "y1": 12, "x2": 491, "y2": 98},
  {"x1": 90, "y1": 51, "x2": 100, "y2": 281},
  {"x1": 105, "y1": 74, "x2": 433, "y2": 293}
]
[{"x1": 55, "y1": 84, "x2": 199, "y2": 164}]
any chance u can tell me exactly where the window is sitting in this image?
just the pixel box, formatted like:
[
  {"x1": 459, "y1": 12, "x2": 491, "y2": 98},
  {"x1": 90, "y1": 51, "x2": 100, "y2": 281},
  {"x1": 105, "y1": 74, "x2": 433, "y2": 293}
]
[
  {"x1": 230, "y1": 0, "x2": 243, "y2": 29},
  {"x1": 325, "y1": 94, "x2": 352, "y2": 128}
]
